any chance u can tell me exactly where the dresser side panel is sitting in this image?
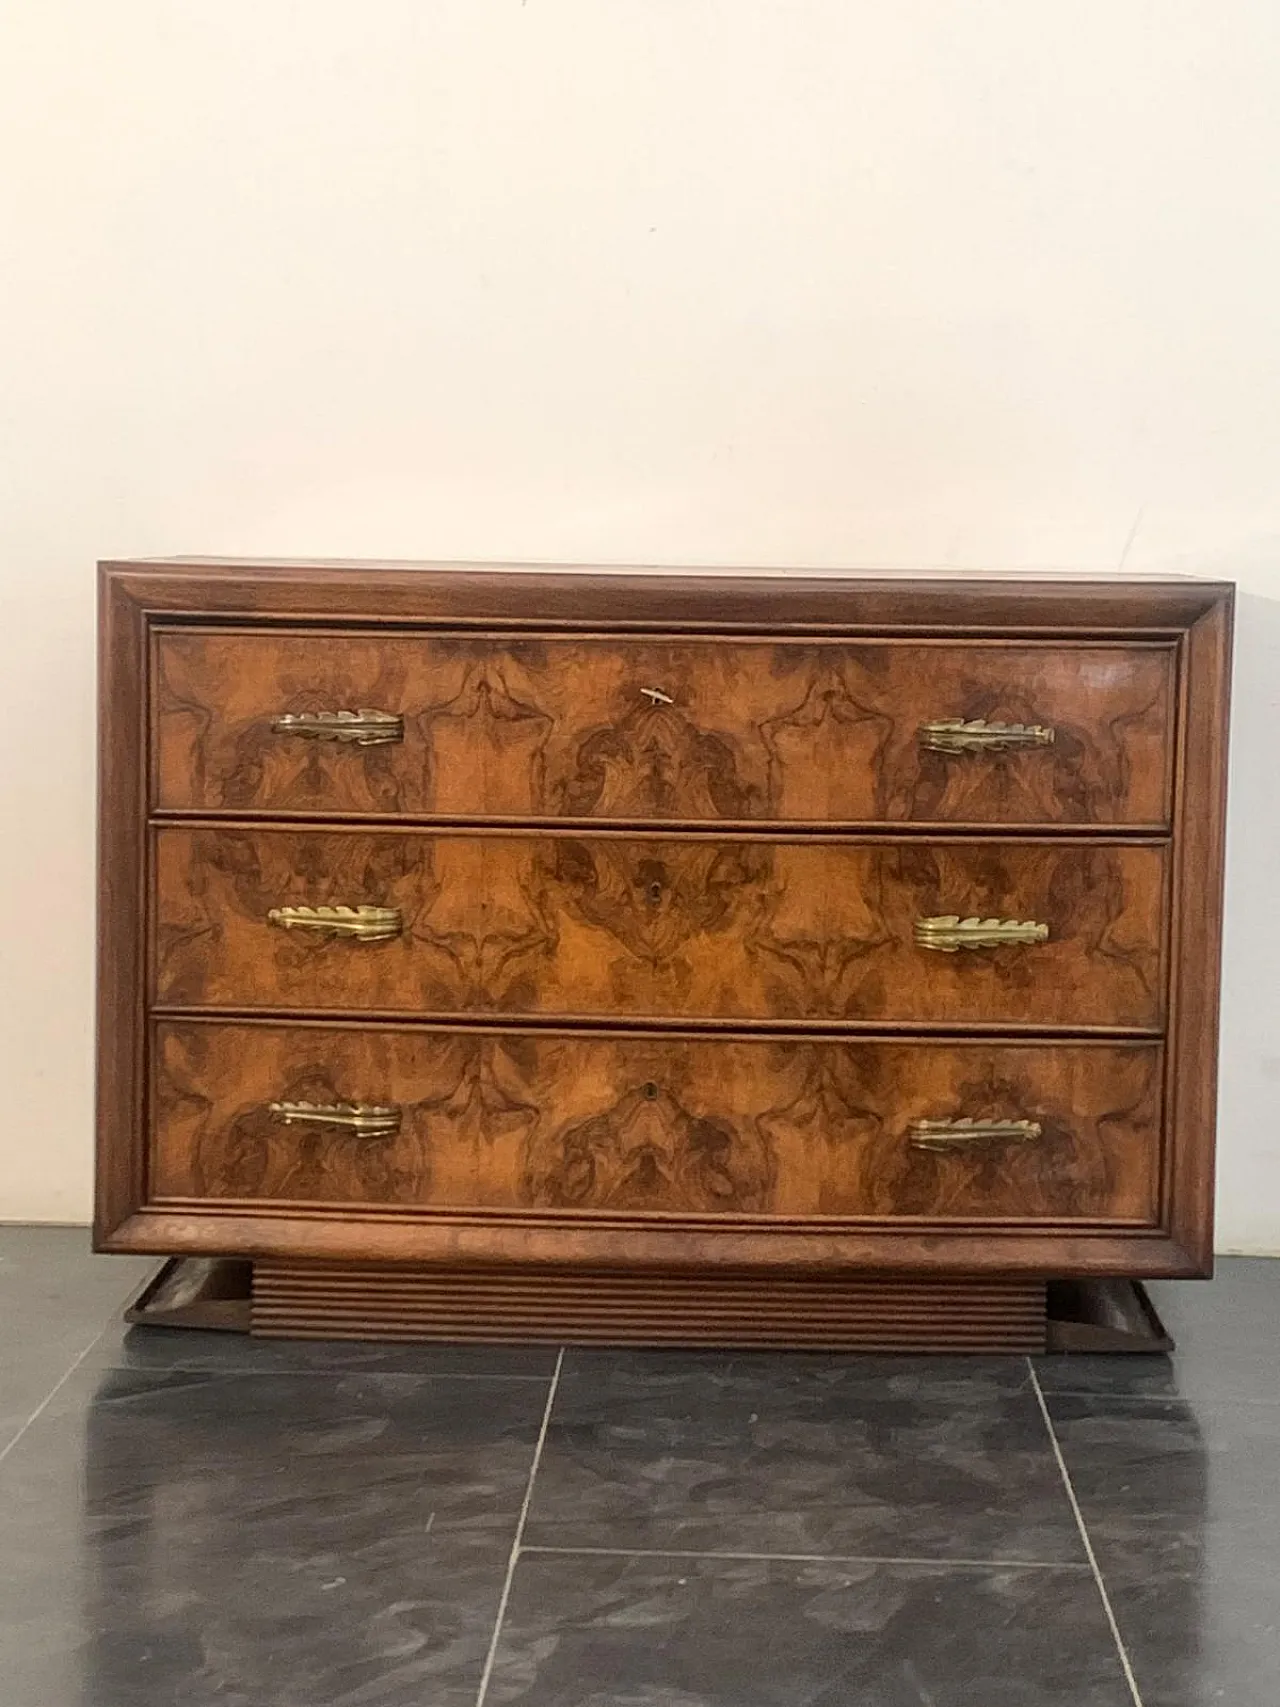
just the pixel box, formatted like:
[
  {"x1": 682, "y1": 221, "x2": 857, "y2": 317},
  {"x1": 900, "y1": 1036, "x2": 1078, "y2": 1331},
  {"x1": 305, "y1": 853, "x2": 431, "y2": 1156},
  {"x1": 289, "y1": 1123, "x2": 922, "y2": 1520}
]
[
  {"x1": 95, "y1": 569, "x2": 150, "y2": 1241},
  {"x1": 1164, "y1": 590, "x2": 1233, "y2": 1271}
]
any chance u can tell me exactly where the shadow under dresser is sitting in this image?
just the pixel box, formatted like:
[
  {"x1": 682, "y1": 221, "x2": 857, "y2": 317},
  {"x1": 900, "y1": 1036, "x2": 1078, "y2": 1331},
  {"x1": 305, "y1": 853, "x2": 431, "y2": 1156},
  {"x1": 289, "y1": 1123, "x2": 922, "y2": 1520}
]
[{"x1": 96, "y1": 562, "x2": 1233, "y2": 1352}]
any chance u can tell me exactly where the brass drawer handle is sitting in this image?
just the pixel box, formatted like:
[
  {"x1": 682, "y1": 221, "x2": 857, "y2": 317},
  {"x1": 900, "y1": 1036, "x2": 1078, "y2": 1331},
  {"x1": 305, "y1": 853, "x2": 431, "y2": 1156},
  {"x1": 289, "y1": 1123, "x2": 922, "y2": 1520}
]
[
  {"x1": 270, "y1": 709, "x2": 404, "y2": 745},
  {"x1": 640, "y1": 686, "x2": 674, "y2": 706},
  {"x1": 919, "y1": 718, "x2": 1054, "y2": 754},
  {"x1": 915, "y1": 915, "x2": 1049, "y2": 952},
  {"x1": 908, "y1": 1117, "x2": 1043, "y2": 1152},
  {"x1": 267, "y1": 904, "x2": 403, "y2": 942},
  {"x1": 269, "y1": 1100, "x2": 402, "y2": 1138}
]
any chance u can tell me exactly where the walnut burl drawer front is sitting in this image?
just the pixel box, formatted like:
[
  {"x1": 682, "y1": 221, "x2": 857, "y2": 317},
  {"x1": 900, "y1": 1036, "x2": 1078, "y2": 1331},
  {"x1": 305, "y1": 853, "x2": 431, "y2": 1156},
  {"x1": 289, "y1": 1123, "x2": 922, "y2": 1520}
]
[
  {"x1": 149, "y1": 1024, "x2": 1161, "y2": 1225},
  {"x1": 153, "y1": 828, "x2": 1167, "y2": 1030},
  {"x1": 152, "y1": 630, "x2": 1174, "y2": 825}
]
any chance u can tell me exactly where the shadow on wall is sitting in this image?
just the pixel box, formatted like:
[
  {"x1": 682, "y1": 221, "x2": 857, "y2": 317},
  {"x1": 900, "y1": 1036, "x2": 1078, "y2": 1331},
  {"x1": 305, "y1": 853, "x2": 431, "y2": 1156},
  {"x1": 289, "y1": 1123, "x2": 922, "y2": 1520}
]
[{"x1": 1205, "y1": 583, "x2": 1279, "y2": 1253}]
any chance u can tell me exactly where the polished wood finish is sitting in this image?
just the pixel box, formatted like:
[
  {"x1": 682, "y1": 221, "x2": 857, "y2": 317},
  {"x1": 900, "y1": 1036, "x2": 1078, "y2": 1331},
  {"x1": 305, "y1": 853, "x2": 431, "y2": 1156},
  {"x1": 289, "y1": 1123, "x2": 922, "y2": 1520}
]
[
  {"x1": 1164, "y1": 592, "x2": 1234, "y2": 1271},
  {"x1": 96, "y1": 1203, "x2": 1202, "y2": 1277},
  {"x1": 153, "y1": 629, "x2": 1174, "y2": 826},
  {"x1": 153, "y1": 825, "x2": 1166, "y2": 1029},
  {"x1": 97, "y1": 562, "x2": 1233, "y2": 1325},
  {"x1": 252, "y1": 1262, "x2": 1049, "y2": 1352},
  {"x1": 96, "y1": 570, "x2": 149, "y2": 1245},
  {"x1": 150, "y1": 1021, "x2": 1162, "y2": 1224},
  {"x1": 102, "y1": 558, "x2": 1229, "y2": 632}
]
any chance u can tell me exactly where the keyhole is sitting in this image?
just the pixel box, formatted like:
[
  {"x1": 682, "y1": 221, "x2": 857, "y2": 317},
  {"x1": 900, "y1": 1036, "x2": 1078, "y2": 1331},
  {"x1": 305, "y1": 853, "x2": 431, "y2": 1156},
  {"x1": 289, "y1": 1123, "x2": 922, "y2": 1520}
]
[
  {"x1": 648, "y1": 881, "x2": 662, "y2": 903},
  {"x1": 642, "y1": 1082, "x2": 659, "y2": 1100}
]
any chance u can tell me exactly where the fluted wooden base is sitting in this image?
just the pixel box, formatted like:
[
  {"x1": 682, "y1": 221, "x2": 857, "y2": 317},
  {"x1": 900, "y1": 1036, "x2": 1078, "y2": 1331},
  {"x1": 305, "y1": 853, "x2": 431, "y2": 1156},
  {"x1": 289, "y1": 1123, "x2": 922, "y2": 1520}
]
[{"x1": 250, "y1": 1262, "x2": 1049, "y2": 1353}]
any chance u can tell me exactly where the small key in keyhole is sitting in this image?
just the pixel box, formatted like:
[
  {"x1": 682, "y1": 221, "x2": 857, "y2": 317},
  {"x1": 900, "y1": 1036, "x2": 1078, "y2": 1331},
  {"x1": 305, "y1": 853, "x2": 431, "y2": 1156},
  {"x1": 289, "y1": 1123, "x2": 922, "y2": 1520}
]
[{"x1": 640, "y1": 686, "x2": 674, "y2": 705}]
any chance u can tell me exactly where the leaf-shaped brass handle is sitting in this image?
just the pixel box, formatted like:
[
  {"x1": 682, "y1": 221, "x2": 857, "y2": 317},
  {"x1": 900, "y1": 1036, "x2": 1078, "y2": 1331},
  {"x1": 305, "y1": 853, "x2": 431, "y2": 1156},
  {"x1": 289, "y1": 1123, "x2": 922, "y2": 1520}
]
[
  {"x1": 267, "y1": 905, "x2": 403, "y2": 942},
  {"x1": 915, "y1": 915, "x2": 1049, "y2": 952},
  {"x1": 919, "y1": 719, "x2": 1054, "y2": 753},
  {"x1": 270, "y1": 709, "x2": 404, "y2": 745},
  {"x1": 269, "y1": 1101, "x2": 402, "y2": 1138},
  {"x1": 908, "y1": 1118, "x2": 1043, "y2": 1152}
]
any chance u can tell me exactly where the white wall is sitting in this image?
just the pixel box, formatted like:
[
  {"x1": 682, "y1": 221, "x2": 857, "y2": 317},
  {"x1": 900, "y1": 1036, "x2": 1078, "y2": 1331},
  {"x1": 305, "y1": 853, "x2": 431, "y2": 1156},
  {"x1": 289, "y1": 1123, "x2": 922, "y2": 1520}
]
[{"x1": 1, "y1": 0, "x2": 1276, "y2": 1247}]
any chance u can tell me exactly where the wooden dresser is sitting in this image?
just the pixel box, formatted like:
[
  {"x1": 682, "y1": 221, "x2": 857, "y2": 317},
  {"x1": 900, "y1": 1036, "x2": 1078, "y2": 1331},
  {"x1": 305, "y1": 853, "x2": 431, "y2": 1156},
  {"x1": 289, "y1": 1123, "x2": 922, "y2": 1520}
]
[{"x1": 97, "y1": 562, "x2": 1232, "y2": 1351}]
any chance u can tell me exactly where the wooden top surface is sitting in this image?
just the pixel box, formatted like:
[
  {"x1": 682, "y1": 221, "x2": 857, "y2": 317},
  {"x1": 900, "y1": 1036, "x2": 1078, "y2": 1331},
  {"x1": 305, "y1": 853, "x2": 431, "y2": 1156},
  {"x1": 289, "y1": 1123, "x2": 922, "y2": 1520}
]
[
  {"x1": 109, "y1": 556, "x2": 1234, "y2": 587},
  {"x1": 100, "y1": 559, "x2": 1233, "y2": 633}
]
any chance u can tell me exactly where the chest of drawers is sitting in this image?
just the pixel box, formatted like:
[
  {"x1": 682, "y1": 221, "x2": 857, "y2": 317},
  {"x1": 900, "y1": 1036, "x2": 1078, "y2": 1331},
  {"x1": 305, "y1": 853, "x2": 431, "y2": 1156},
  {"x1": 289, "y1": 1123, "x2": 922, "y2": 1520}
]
[{"x1": 97, "y1": 562, "x2": 1232, "y2": 1351}]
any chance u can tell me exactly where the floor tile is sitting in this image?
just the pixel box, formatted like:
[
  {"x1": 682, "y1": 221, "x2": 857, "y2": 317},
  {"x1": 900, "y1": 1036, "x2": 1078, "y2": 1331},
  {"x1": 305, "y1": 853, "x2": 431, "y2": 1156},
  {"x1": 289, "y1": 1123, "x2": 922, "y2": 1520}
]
[
  {"x1": 0, "y1": 1362, "x2": 547, "y2": 1707},
  {"x1": 7, "y1": 1237, "x2": 1277, "y2": 1706},
  {"x1": 90, "y1": 1320, "x2": 560, "y2": 1380},
  {"x1": 1048, "y1": 1391, "x2": 1280, "y2": 1705},
  {"x1": 525, "y1": 1350, "x2": 1082, "y2": 1563},
  {"x1": 0, "y1": 1226, "x2": 155, "y2": 1449},
  {"x1": 1036, "y1": 1257, "x2": 1280, "y2": 1403},
  {"x1": 1047, "y1": 1390, "x2": 1280, "y2": 1573},
  {"x1": 1077, "y1": 1564, "x2": 1280, "y2": 1707},
  {"x1": 487, "y1": 1551, "x2": 1131, "y2": 1706}
]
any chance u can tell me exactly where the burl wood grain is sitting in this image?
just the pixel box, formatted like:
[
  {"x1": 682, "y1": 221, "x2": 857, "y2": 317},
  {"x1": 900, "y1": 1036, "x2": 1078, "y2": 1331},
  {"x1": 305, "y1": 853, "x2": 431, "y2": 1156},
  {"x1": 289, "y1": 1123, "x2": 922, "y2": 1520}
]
[
  {"x1": 153, "y1": 631, "x2": 1174, "y2": 825},
  {"x1": 151, "y1": 1023, "x2": 1161, "y2": 1224},
  {"x1": 153, "y1": 827, "x2": 1167, "y2": 1029}
]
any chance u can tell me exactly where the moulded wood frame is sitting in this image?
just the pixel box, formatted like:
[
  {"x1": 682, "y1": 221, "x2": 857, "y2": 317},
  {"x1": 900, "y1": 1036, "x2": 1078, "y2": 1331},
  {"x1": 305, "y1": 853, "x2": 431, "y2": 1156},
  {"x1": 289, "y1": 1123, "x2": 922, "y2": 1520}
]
[{"x1": 96, "y1": 560, "x2": 1234, "y2": 1278}]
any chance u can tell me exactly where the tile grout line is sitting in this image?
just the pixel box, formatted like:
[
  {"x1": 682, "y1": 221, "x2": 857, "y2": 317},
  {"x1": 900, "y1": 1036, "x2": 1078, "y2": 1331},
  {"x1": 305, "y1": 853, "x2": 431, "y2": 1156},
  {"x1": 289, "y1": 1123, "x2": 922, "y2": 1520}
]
[
  {"x1": 474, "y1": 1346, "x2": 564, "y2": 1707},
  {"x1": 1028, "y1": 1360, "x2": 1145, "y2": 1707},
  {"x1": 519, "y1": 1545, "x2": 1093, "y2": 1571},
  {"x1": 0, "y1": 1313, "x2": 121, "y2": 1468},
  {"x1": 0, "y1": 1256, "x2": 151, "y2": 1461}
]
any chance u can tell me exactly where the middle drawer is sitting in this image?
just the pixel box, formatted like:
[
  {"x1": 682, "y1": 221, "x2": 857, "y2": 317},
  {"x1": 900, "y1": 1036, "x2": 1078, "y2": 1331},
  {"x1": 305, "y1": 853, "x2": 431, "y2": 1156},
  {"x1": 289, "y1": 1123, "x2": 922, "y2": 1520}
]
[{"x1": 153, "y1": 828, "x2": 1166, "y2": 1030}]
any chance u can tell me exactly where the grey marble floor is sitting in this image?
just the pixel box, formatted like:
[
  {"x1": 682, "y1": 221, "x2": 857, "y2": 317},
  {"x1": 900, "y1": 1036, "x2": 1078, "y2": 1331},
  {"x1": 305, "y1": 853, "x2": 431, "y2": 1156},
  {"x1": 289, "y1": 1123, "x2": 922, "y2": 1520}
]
[{"x1": 1, "y1": 1231, "x2": 1277, "y2": 1706}]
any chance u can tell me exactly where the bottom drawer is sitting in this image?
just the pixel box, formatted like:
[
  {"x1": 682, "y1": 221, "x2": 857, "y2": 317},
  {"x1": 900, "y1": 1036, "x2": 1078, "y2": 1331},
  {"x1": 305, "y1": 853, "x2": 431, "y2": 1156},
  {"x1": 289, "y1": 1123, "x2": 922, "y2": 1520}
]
[{"x1": 150, "y1": 1023, "x2": 1162, "y2": 1227}]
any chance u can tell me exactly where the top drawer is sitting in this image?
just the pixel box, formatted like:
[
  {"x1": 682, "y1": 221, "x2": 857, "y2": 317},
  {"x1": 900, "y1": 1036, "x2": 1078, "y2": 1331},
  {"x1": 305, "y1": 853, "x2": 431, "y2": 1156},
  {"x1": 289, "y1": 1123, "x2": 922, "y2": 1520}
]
[{"x1": 152, "y1": 630, "x2": 1175, "y2": 826}]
